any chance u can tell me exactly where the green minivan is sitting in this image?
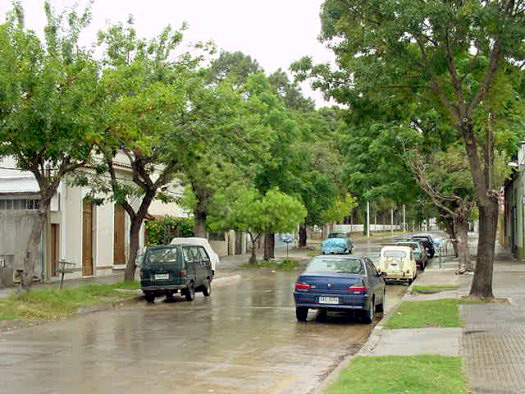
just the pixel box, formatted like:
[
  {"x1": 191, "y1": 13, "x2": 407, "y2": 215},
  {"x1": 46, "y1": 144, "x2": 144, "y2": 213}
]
[{"x1": 139, "y1": 244, "x2": 213, "y2": 303}]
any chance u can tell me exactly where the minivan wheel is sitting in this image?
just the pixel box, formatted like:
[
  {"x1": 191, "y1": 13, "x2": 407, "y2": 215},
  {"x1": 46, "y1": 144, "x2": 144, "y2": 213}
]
[
  {"x1": 362, "y1": 298, "x2": 374, "y2": 323},
  {"x1": 144, "y1": 293, "x2": 155, "y2": 303},
  {"x1": 296, "y1": 307, "x2": 308, "y2": 322},
  {"x1": 202, "y1": 278, "x2": 212, "y2": 297},
  {"x1": 185, "y1": 282, "x2": 195, "y2": 301}
]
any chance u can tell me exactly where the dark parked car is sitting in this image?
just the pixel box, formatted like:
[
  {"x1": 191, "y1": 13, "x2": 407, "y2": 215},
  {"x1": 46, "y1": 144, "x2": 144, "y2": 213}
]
[
  {"x1": 293, "y1": 255, "x2": 386, "y2": 323},
  {"x1": 411, "y1": 234, "x2": 435, "y2": 258},
  {"x1": 139, "y1": 244, "x2": 213, "y2": 303}
]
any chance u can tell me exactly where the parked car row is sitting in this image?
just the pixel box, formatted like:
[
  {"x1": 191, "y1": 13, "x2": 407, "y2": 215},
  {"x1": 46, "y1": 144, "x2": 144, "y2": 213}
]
[
  {"x1": 293, "y1": 233, "x2": 439, "y2": 323},
  {"x1": 140, "y1": 233, "x2": 437, "y2": 325},
  {"x1": 377, "y1": 233, "x2": 437, "y2": 285}
]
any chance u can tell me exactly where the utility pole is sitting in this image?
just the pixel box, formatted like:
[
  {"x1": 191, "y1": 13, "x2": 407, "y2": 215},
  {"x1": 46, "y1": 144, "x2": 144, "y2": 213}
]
[
  {"x1": 367, "y1": 201, "x2": 370, "y2": 237},
  {"x1": 391, "y1": 209, "x2": 394, "y2": 236},
  {"x1": 403, "y1": 204, "x2": 406, "y2": 233}
]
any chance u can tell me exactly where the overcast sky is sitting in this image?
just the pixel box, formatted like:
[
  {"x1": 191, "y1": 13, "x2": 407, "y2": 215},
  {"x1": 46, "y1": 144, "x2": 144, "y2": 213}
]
[{"x1": 0, "y1": 0, "x2": 334, "y2": 106}]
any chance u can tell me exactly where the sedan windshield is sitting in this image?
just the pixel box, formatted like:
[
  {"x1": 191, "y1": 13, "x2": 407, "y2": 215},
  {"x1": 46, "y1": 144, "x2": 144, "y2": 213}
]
[
  {"x1": 328, "y1": 233, "x2": 347, "y2": 239},
  {"x1": 305, "y1": 258, "x2": 364, "y2": 274}
]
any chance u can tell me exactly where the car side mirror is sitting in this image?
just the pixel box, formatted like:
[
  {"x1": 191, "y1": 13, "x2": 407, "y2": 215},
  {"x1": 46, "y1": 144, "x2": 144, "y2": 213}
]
[{"x1": 380, "y1": 271, "x2": 388, "y2": 277}]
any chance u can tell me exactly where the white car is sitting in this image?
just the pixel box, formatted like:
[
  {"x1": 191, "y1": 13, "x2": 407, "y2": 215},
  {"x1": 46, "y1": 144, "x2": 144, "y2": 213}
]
[
  {"x1": 377, "y1": 245, "x2": 417, "y2": 285},
  {"x1": 170, "y1": 237, "x2": 220, "y2": 275}
]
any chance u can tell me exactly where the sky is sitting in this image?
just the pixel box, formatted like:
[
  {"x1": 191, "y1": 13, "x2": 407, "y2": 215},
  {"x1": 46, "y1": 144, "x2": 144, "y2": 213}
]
[{"x1": 0, "y1": 0, "x2": 335, "y2": 106}]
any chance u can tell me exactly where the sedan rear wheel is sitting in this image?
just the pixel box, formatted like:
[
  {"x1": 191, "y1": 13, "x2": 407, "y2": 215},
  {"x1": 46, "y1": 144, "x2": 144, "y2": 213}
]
[
  {"x1": 362, "y1": 297, "x2": 374, "y2": 323},
  {"x1": 376, "y1": 291, "x2": 385, "y2": 313},
  {"x1": 296, "y1": 307, "x2": 308, "y2": 322}
]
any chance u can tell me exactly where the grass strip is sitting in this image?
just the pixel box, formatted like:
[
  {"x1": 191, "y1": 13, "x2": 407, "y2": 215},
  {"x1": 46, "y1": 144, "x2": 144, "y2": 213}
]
[
  {"x1": 384, "y1": 299, "x2": 481, "y2": 329},
  {"x1": 0, "y1": 281, "x2": 140, "y2": 322},
  {"x1": 240, "y1": 259, "x2": 302, "y2": 271},
  {"x1": 325, "y1": 355, "x2": 467, "y2": 394},
  {"x1": 411, "y1": 285, "x2": 460, "y2": 294}
]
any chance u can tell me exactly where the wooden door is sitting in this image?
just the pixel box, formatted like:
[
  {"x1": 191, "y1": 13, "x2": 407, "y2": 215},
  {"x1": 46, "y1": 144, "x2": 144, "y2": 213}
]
[
  {"x1": 82, "y1": 200, "x2": 94, "y2": 276},
  {"x1": 113, "y1": 204, "x2": 126, "y2": 265},
  {"x1": 51, "y1": 224, "x2": 59, "y2": 276}
]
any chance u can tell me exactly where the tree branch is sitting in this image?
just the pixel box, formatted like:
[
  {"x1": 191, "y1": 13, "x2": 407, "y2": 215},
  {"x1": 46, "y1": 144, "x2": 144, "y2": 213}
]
[{"x1": 466, "y1": 40, "x2": 501, "y2": 118}]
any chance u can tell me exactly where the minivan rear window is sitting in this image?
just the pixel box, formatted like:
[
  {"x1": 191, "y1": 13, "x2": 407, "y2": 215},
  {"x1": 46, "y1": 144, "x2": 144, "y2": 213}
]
[{"x1": 145, "y1": 247, "x2": 179, "y2": 264}]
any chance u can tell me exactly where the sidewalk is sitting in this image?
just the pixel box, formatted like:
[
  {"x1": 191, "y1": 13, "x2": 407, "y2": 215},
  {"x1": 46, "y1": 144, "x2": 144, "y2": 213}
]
[
  {"x1": 0, "y1": 245, "x2": 310, "y2": 300},
  {"x1": 0, "y1": 251, "x2": 252, "y2": 300},
  {"x1": 356, "y1": 241, "x2": 525, "y2": 394}
]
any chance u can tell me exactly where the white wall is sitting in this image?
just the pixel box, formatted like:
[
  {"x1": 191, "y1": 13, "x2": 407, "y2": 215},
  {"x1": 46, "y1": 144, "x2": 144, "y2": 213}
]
[
  {"x1": 95, "y1": 203, "x2": 114, "y2": 269},
  {"x1": 63, "y1": 186, "x2": 83, "y2": 275}
]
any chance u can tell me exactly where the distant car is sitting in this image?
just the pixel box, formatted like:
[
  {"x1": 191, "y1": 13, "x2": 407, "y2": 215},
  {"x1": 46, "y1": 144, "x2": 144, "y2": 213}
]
[
  {"x1": 432, "y1": 236, "x2": 445, "y2": 256},
  {"x1": 321, "y1": 232, "x2": 353, "y2": 255},
  {"x1": 395, "y1": 240, "x2": 428, "y2": 269},
  {"x1": 411, "y1": 234, "x2": 435, "y2": 258},
  {"x1": 140, "y1": 244, "x2": 213, "y2": 303},
  {"x1": 293, "y1": 255, "x2": 386, "y2": 323},
  {"x1": 170, "y1": 237, "x2": 219, "y2": 275},
  {"x1": 377, "y1": 245, "x2": 417, "y2": 285}
]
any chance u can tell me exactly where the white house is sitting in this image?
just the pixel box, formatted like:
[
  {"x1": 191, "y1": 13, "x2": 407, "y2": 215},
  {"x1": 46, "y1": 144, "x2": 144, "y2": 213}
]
[{"x1": 0, "y1": 155, "x2": 182, "y2": 286}]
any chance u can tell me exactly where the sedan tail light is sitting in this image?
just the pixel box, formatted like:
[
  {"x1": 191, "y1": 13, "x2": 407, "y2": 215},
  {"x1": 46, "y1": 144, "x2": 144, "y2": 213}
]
[
  {"x1": 295, "y1": 282, "x2": 311, "y2": 291},
  {"x1": 179, "y1": 270, "x2": 187, "y2": 278},
  {"x1": 348, "y1": 282, "x2": 368, "y2": 294}
]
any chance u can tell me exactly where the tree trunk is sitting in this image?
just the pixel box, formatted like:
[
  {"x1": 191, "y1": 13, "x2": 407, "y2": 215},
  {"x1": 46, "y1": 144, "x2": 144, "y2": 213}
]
[
  {"x1": 125, "y1": 219, "x2": 142, "y2": 281},
  {"x1": 193, "y1": 209, "x2": 207, "y2": 238},
  {"x1": 443, "y1": 216, "x2": 459, "y2": 258},
  {"x1": 192, "y1": 185, "x2": 210, "y2": 238},
  {"x1": 249, "y1": 233, "x2": 258, "y2": 264},
  {"x1": 469, "y1": 201, "x2": 498, "y2": 298},
  {"x1": 124, "y1": 191, "x2": 156, "y2": 281},
  {"x1": 298, "y1": 225, "x2": 307, "y2": 247},
  {"x1": 263, "y1": 233, "x2": 275, "y2": 260},
  {"x1": 21, "y1": 207, "x2": 48, "y2": 289},
  {"x1": 454, "y1": 214, "x2": 472, "y2": 272}
]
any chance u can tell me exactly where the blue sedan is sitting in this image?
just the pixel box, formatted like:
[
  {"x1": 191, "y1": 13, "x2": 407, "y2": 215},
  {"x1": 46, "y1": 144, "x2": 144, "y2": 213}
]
[{"x1": 293, "y1": 255, "x2": 386, "y2": 323}]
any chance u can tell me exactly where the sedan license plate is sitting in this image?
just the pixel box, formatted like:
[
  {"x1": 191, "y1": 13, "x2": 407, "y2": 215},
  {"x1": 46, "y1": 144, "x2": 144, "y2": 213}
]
[
  {"x1": 318, "y1": 296, "x2": 339, "y2": 304},
  {"x1": 155, "y1": 274, "x2": 169, "y2": 280}
]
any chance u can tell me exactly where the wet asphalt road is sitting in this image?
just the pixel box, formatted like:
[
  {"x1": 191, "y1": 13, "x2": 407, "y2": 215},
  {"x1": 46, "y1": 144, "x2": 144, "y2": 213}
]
[{"x1": 0, "y1": 243, "x2": 407, "y2": 394}]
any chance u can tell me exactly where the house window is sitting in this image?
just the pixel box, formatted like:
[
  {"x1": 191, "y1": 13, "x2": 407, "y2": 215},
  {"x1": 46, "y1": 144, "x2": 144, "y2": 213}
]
[{"x1": 0, "y1": 199, "x2": 40, "y2": 210}]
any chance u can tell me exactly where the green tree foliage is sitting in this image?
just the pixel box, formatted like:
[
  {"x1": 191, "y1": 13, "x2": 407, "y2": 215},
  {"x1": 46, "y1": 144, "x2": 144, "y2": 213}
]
[
  {"x1": 96, "y1": 20, "x2": 203, "y2": 280},
  {"x1": 181, "y1": 74, "x2": 276, "y2": 238},
  {"x1": 295, "y1": 0, "x2": 525, "y2": 298},
  {"x1": 208, "y1": 187, "x2": 306, "y2": 263},
  {"x1": 145, "y1": 216, "x2": 194, "y2": 246},
  {"x1": 207, "y1": 50, "x2": 263, "y2": 85},
  {"x1": 322, "y1": 193, "x2": 358, "y2": 224},
  {"x1": 0, "y1": 3, "x2": 100, "y2": 288}
]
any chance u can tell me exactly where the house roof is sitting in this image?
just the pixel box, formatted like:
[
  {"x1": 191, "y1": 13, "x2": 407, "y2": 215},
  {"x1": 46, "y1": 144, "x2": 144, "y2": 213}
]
[{"x1": 0, "y1": 175, "x2": 40, "y2": 194}]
